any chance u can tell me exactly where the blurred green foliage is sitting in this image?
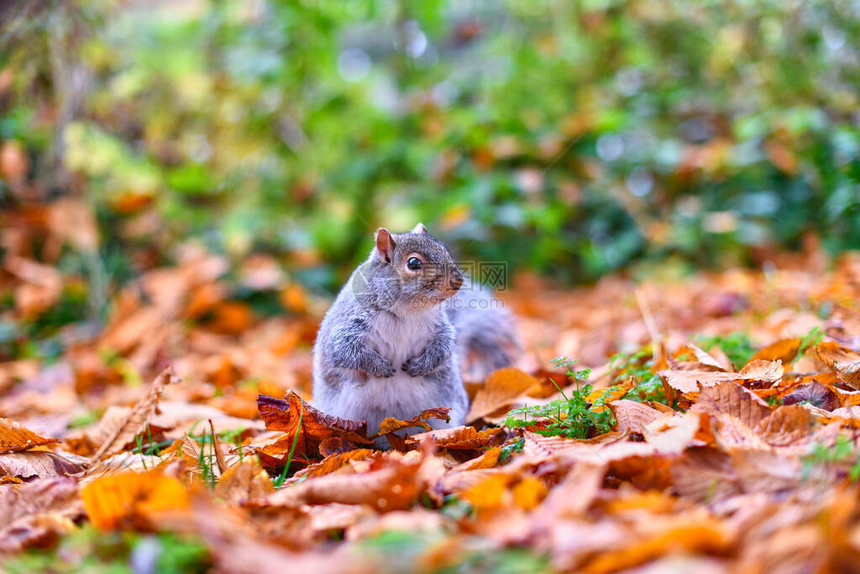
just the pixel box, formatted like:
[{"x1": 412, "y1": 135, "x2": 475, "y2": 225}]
[{"x1": 2, "y1": 0, "x2": 860, "y2": 289}]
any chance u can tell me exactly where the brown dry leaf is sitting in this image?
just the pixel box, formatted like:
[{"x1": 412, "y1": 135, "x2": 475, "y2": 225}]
[
  {"x1": 658, "y1": 360, "x2": 783, "y2": 394},
  {"x1": 256, "y1": 392, "x2": 371, "y2": 464},
  {"x1": 753, "y1": 405, "x2": 813, "y2": 447},
  {"x1": 658, "y1": 369, "x2": 740, "y2": 394},
  {"x1": 670, "y1": 447, "x2": 740, "y2": 502},
  {"x1": 0, "y1": 451, "x2": 87, "y2": 480},
  {"x1": 406, "y1": 426, "x2": 505, "y2": 450},
  {"x1": 610, "y1": 400, "x2": 663, "y2": 434},
  {"x1": 782, "y1": 382, "x2": 840, "y2": 411},
  {"x1": 738, "y1": 359, "x2": 784, "y2": 384},
  {"x1": 677, "y1": 344, "x2": 730, "y2": 371},
  {"x1": 808, "y1": 341, "x2": 860, "y2": 389},
  {"x1": 292, "y1": 449, "x2": 378, "y2": 480},
  {"x1": 466, "y1": 368, "x2": 540, "y2": 422},
  {"x1": 691, "y1": 381, "x2": 773, "y2": 429},
  {"x1": 264, "y1": 453, "x2": 423, "y2": 511},
  {"x1": 81, "y1": 469, "x2": 191, "y2": 530},
  {"x1": 375, "y1": 407, "x2": 451, "y2": 437},
  {"x1": 89, "y1": 367, "x2": 180, "y2": 461},
  {"x1": 0, "y1": 418, "x2": 59, "y2": 453},
  {"x1": 0, "y1": 478, "x2": 84, "y2": 554},
  {"x1": 729, "y1": 448, "x2": 807, "y2": 493},
  {"x1": 214, "y1": 458, "x2": 274, "y2": 503},
  {"x1": 820, "y1": 406, "x2": 860, "y2": 428}
]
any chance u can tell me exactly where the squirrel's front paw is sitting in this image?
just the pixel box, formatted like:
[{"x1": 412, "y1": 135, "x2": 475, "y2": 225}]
[
  {"x1": 368, "y1": 357, "x2": 396, "y2": 378},
  {"x1": 402, "y1": 356, "x2": 432, "y2": 377}
]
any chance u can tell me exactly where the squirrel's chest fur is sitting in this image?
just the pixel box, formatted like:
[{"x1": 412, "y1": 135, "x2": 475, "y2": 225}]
[
  {"x1": 343, "y1": 309, "x2": 449, "y2": 424},
  {"x1": 368, "y1": 308, "x2": 437, "y2": 369}
]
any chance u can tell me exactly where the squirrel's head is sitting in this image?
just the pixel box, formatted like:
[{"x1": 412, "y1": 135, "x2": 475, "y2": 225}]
[{"x1": 358, "y1": 223, "x2": 463, "y2": 311}]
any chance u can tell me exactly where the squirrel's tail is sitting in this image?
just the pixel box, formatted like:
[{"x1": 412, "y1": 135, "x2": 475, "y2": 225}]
[{"x1": 445, "y1": 278, "x2": 520, "y2": 382}]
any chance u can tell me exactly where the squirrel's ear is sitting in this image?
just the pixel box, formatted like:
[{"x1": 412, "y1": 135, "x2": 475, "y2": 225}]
[
  {"x1": 375, "y1": 228, "x2": 396, "y2": 263},
  {"x1": 412, "y1": 222, "x2": 428, "y2": 235}
]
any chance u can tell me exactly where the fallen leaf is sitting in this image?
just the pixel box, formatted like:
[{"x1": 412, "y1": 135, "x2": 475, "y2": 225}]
[
  {"x1": 466, "y1": 368, "x2": 540, "y2": 422},
  {"x1": 753, "y1": 405, "x2": 813, "y2": 447},
  {"x1": 82, "y1": 469, "x2": 191, "y2": 530},
  {"x1": 263, "y1": 454, "x2": 422, "y2": 511},
  {"x1": 0, "y1": 451, "x2": 87, "y2": 480},
  {"x1": 0, "y1": 418, "x2": 59, "y2": 453},
  {"x1": 90, "y1": 368, "x2": 180, "y2": 461},
  {"x1": 581, "y1": 518, "x2": 731, "y2": 573},
  {"x1": 609, "y1": 400, "x2": 663, "y2": 434},
  {"x1": 292, "y1": 449, "x2": 378, "y2": 480},
  {"x1": 375, "y1": 407, "x2": 451, "y2": 437},
  {"x1": 749, "y1": 338, "x2": 801, "y2": 364},
  {"x1": 0, "y1": 478, "x2": 84, "y2": 554},
  {"x1": 808, "y1": 342, "x2": 860, "y2": 389},
  {"x1": 738, "y1": 359, "x2": 784, "y2": 384},
  {"x1": 405, "y1": 426, "x2": 505, "y2": 450},
  {"x1": 691, "y1": 381, "x2": 773, "y2": 429},
  {"x1": 256, "y1": 393, "x2": 372, "y2": 466},
  {"x1": 782, "y1": 382, "x2": 839, "y2": 411},
  {"x1": 214, "y1": 458, "x2": 274, "y2": 503}
]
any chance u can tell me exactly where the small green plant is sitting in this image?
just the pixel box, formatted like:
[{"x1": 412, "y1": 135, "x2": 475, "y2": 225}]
[
  {"x1": 608, "y1": 349, "x2": 667, "y2": 404},
  {"x1": 498, "y1": 437, "x2": 525, "y2": 465},
  {"x1": 197, "y1": 430, "x2": 217, "y2": 490},
  {"x1": 2, "y1": 525, "x2": 211, "y2": 574},
  {"x1": 504, "y1": 358, "x2": 613, "y2": 439},
  {"x1": 696, "y1": 332, "x2": 756, "y2": 368},
  {"x1": 797, "y1": 326, "x2": 825, "y2": 361},
  {"x1": 804, "y1": 435, "x2": 860, "y2": 482},
  {"x1": 272, "y1": 406, "x2": 303, "y2": 488}
]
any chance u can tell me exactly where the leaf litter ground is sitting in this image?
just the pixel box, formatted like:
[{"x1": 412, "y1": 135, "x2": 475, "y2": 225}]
[{"x1": 2, "y1": 222, "x2": 860, "y2": 571}]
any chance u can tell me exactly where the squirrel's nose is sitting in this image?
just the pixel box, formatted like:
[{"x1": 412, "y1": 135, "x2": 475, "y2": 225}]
[{"x1": 450, "y1": 273, "x2": 464, "y2": 291}]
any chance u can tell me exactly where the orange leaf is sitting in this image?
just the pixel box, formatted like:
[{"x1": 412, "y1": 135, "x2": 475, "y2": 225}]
[
  {"x1": 466, "y1": 368, "x2": 540, "y2": 422},
  {"x1": 375, "y1": 407, "x2": 451, "y2": 437},
  {"x1": 808, "y1": 341, "x2": 860, "y2": 389},
  {"x1": 460, "y1": 473, "x2": 509, "y2": 509},
  {"x1": 749, "y1": 338, "x2": 801, "y2": 364},
  {"x1": 82, "y1": 470, "x2": 190, "y2": 530},
  {"x1": 0, "y1": 418, "x2": 59, "y2": 454},
  {"x1": 512, "y1": 476, "x2": 548, "y2": 510},
  {"x1": 256, "y1": 393, "x2": 371, "y2": 465}
]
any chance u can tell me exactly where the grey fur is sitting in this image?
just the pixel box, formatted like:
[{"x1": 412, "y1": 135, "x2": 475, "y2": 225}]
[{"x1": 444, "y1": 278, "x2": 521, "y2": 381}]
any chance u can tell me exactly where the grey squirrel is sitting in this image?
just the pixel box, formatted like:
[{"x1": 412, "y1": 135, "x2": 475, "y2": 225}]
[{"x1": 312, "y1": 223, "x2": 519, "y2": 437}]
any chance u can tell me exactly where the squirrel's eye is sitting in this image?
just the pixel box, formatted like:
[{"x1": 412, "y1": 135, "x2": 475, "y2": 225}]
[{"x1": 406, "y1": 257, "x2": 423, "y2": 271}]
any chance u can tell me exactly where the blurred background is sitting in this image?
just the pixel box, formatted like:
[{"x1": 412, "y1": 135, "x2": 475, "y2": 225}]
[{"x1": 2, "y1": 0, "x2": 859, "y2": 294}]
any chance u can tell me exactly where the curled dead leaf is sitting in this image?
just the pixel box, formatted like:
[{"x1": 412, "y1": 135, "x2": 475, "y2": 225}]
[
  {"x1": 375, "y1": 407, "x2": 451, "y2": 437},
  {"x1": 0, "y1": 451, "x2": 87, "y2": 480},
  {"x1": 0, "y1": 418, "x2": 59, "y2": 453},
  {"x1": 808, "y1": 342, "x2": 860, "y2": 389},
  {"x1": 89, "y1": 367, "x2": 180, "y2": 462}
]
